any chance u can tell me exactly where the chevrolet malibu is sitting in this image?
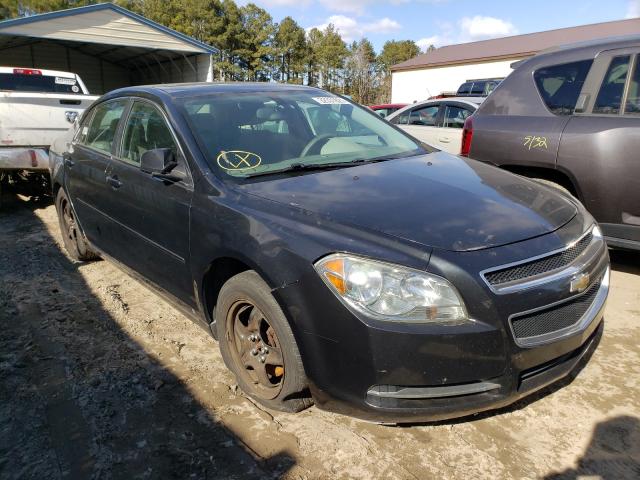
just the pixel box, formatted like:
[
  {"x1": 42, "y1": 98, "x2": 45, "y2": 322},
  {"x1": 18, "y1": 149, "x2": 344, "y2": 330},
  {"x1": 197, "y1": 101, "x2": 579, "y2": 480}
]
[{"x1": 51, "y1": 83, "x2": 610, "y2": 423}]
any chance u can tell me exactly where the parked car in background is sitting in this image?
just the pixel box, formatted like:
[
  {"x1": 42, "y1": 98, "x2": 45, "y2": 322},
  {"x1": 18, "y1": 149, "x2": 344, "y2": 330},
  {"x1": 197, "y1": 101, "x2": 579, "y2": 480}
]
[
  {"x1": 456, "y1": 78, "x2": 503, "y2": 97},
  {"x1": 0, "y1": 66, "x2": 97, "y2": 205},
  {"x1": 369, "y1": 103, "x2": 408, "y2": 118},
  {"x1": 387, "y1": 97, "x2": 483, "y2": 153},
  {"x1": 52, "y1": 83, "x2": 609, "y2": 423},
  {"x1": 464, "y1": 35, "x2": 640, "y2": 251}
]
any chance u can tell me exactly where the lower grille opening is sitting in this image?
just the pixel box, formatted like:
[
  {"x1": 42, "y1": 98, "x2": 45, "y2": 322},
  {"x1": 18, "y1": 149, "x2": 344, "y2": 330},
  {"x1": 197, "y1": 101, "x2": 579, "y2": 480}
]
[{"x1": 511, "y1": 279, "x2": 601, "y2": 340}]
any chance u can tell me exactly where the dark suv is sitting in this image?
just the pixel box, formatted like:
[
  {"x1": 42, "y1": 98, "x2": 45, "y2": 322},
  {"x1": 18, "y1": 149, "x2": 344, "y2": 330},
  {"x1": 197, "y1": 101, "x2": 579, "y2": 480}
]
[
  {"x1": 463, "y1": 35, "x2": 640, "y2": 251},
  {"x1": 51, "y1": 83, "x2": 609, "y2": 423},
  {"x1": 456, "y1": 78, "x2": 503, "y2": 97}
]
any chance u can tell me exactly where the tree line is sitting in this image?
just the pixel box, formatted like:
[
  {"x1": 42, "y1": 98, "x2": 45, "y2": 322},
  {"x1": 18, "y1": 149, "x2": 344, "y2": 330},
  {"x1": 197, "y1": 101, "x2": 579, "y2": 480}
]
[{"x1": 1, "y1": 0, "x2": 428, "y2": 104}]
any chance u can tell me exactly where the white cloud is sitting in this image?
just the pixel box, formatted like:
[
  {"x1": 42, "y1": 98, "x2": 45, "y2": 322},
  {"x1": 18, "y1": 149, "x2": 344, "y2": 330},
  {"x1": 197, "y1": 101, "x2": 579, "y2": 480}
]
[
  {"x1": 459, "y1": 15, "x2": 518, "y2": 41},
  {"x1": 318, "y1": 0, "x2": 375, "y2": 15},
  {"x1": 255, "y1": 0, "x2": 448, "y2": 15},
  {"x1": 627, "y1": 0, "x2": 640, "y2": 18},
  {"x1": 308, "y1": 15, "x2": 401, "y2": 42},
  {"x1": 252, "y1": 0, "x2": 312, "y2": 6},
  {"x1": 416, "y1": 36, "x2": 442, "y2": 50}
]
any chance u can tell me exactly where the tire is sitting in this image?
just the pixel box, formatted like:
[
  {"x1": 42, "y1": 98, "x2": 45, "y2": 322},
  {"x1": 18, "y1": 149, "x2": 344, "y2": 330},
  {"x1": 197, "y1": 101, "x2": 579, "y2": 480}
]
[
  {"x1": 55, "y1": 188, "x2": 99, "y2": 261},
  {"x1": 216, "y1": 270, "x2": 313, "y2": 413},
  {"x1": 532, "y1": 178, "x2": 574, "y2": 198}
]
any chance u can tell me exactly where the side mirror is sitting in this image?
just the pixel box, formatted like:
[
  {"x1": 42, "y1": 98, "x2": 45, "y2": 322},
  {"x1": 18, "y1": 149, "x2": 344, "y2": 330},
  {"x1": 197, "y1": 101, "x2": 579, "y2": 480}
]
[{"x1": 140, "y1": 148, "x2": 177, "y2": 175}]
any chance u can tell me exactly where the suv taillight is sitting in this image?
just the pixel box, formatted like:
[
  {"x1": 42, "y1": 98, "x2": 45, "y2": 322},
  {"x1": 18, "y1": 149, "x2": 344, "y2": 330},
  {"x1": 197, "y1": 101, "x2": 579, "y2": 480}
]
[
  {"x1": 13, "y1": 68, "x2": 42, "y2": 75},
  {"x1": 461, "y1": 116, "x2": 473, "y2": 156}
]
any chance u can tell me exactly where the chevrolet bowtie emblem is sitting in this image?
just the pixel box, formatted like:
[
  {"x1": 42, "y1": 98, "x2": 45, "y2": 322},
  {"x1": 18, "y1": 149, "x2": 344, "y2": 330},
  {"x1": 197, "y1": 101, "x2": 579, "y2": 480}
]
[{"x1": 570, "y1": 272, "x2": 590, "y2": 293}]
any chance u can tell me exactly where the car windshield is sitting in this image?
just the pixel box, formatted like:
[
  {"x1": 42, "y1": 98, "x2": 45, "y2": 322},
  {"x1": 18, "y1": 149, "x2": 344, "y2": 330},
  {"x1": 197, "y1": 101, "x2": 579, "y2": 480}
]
[{"x1": 178, "y1": 90, "x2": 426, "y2": 178}]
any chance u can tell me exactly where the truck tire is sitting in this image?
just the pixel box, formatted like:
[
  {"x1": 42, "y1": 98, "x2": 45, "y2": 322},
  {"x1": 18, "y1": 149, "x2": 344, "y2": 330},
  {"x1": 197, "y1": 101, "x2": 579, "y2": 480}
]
[
  {"x1": 216, "y1": 270, "x2": 313, "y2": 413},
  {"x1": 55, "y1": 188, "x2": 99, "y2": 261}
]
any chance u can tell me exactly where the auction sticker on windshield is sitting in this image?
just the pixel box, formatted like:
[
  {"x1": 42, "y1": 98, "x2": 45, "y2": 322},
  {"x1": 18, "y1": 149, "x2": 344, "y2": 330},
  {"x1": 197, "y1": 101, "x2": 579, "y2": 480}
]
[{"x1": 312, "y1": 97, "x2": 349, "y2": 105}]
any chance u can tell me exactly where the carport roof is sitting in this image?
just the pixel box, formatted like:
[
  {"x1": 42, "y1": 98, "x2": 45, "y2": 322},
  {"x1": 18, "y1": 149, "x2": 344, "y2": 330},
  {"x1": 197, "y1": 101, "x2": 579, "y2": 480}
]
[
  {"x1": 392, "y1": 17, "x2": 640, "y2": 72},
  {"x1": 0, "y1": 2, "x2": 217, "y2": 66}
]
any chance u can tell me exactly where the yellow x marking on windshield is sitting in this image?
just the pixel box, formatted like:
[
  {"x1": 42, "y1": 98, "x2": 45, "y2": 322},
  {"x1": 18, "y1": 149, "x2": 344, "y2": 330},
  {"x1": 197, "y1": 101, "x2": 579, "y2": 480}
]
[{"x1": 217, "y1": 150, "x2": 262, "y2": 170}]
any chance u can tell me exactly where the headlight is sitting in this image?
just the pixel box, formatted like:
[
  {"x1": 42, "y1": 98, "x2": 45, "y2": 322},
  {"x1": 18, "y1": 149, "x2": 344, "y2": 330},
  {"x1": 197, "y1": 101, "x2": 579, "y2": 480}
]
[{"x1": 314, "y1": 253, "x2": 469, "y2": 323}]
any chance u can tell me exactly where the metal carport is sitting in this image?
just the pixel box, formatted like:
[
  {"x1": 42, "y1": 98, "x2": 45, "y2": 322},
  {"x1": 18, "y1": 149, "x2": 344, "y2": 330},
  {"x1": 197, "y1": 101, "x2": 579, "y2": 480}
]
[{"x1": 0, "y1": 2, "x2": 218, "y2": 94}]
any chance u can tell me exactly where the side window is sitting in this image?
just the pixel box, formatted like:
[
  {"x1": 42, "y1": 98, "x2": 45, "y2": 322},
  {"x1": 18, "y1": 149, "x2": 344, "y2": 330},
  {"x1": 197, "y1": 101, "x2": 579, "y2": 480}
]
[
  {"x1": 443, "y1": 105, "x2": 472, "y2": 129},
  {"x1": 121, "y1": 102, "x2": 177, "y2": 165},
  {"x1": 593, "y1": 55, "x2": 631, "y2": 115},
  {"x1": 534, "y1": 60, "x2": 593, "y2": 115},
  {"x1": 408, "y1": 105, "x2": 439, "y2": 126},
  {"x1": 625, "y1": 57, "x2": 640, "y2": 114},
  {"x1": 74, "y1": 109, "x2": 94, "y2": 144},
  {"x1": 391, "y1": 110, "x2": 410, "y2": 125},
  {"x1": 83, "y1": 100, "x2": 127, "y2": 153},
  {"x1": 457, "y1": 82, "x2": 472, "y2": 95},
  {"x1": 470, "y1": 82, "x2": 485, "y2": 95}
]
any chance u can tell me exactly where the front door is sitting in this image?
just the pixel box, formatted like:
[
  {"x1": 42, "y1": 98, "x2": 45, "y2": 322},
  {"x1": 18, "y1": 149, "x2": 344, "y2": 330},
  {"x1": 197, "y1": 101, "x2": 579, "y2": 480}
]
[
  {"x1": 559, "y1": 49, "x2": 640, "y2": 244},
  {"x1": 101, "y1": 99, "x2": 195, "y2": 305}
]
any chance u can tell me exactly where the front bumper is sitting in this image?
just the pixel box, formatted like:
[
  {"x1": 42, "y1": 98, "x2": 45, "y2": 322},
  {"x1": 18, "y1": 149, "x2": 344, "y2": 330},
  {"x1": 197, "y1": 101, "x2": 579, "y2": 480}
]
[{"x1": 275, "y1": 219, "x2": 609, "y2": 423}]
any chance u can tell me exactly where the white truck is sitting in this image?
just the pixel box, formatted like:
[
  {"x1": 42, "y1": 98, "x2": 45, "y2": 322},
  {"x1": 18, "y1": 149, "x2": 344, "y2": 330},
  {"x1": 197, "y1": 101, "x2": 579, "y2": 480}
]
[{"x1": 0, "y1": 66, "x2": 98, "y2": 203}]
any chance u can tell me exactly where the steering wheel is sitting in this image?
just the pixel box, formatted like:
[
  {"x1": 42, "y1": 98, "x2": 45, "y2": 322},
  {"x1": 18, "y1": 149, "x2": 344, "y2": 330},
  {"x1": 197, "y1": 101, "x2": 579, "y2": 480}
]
[{"x1": 300, "y1": 134, "x2": 335, "y2": 157}]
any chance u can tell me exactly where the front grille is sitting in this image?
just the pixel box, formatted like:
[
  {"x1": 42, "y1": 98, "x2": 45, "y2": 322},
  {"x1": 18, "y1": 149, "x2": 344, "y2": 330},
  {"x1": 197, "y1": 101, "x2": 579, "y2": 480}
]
[
  {"x1": 485, "y1": 232, "x2": 593, "y2": 286},
  {"x1": 511, "y1": 279, "x2": 601, "y2": 339}
]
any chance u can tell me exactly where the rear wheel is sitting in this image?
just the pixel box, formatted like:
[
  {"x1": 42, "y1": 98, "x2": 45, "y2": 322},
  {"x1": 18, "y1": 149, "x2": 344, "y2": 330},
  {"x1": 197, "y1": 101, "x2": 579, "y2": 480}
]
[
  {"x1": 55, "y1": 188, "x2": 99, "y2": 261},
  {"x1": 216, "y1": 271, "x2": 312, "y2": 412}
]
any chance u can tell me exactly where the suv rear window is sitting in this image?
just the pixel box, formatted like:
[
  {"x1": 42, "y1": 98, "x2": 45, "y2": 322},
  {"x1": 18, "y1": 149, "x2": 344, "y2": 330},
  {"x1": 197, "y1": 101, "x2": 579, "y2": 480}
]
[
  {"x1": 0, "y1": 73, "x2": 82, "y2": 94},
  {"x1": 534, "y1": 60, "x2": 593, "y2": 115}
]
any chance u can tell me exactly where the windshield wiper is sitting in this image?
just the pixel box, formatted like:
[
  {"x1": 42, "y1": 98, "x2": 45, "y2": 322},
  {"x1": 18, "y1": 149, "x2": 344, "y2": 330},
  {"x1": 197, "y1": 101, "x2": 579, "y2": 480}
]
[{"x1": 244, "y1": 159, "x2": 368, "y2": 178}]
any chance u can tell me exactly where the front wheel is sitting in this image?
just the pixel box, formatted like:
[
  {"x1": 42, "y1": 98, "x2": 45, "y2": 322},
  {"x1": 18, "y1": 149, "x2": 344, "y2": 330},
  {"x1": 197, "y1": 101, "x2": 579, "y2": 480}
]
[
  {"x1": 55, "y1": 188, "x2": 99, "y2": 261},
  {"x1": 216, "y1": 271, "x2": 312, "y2": 412}
]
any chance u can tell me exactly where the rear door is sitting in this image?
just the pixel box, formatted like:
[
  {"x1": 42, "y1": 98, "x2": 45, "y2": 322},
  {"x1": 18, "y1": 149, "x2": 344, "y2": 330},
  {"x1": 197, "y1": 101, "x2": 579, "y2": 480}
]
[
  {"x1": 470, "y1": 60, "x2": 592, "y2": 169},
  {"x1": 559, "y1": 48, "x2": 640, "y2": 243},
  {"x1": 66, "y1": 98, "x2": 129, "y2": 249},
  {"x1": 99, "y1": 99, "x2": 194, "y2": 304},
  {"x1": 436, "y1": 102, "x2": 474, "y2": 154}
]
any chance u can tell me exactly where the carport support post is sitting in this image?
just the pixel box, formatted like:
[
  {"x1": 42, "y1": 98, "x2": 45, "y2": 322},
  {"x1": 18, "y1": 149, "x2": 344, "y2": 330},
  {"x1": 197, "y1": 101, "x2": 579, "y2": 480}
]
[{"x1": 206, "y1": 54, "x2": 213, "y2": 82}]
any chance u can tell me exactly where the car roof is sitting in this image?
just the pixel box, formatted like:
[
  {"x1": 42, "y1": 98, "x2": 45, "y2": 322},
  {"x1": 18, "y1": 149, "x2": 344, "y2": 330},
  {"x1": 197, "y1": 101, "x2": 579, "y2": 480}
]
[
  {"x1": 387, "y1": 96, "x2": 483, "y2": 120},
  {"x1": 106, "y1": 82, "x2": 323, "y2": 99},
  {"x1": 370, "y1": 103, "x2": 408, "y2": 109}
]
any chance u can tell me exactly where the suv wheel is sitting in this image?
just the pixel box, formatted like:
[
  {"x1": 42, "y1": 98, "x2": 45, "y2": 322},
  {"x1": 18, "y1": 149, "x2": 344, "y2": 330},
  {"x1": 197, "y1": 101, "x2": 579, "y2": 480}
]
[
  {"x1": 55, "y1": 188, "x2": 99, "y2": 261},
  {"x1": 216, "y1": 271, "x2": 312, "y2": 413}
]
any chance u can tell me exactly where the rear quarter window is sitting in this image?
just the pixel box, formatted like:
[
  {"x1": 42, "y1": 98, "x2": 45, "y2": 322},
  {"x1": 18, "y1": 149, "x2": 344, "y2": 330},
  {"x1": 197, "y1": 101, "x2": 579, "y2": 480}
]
[{"x1": 533, "y1": 60, "x2": 593, "y2": 115}]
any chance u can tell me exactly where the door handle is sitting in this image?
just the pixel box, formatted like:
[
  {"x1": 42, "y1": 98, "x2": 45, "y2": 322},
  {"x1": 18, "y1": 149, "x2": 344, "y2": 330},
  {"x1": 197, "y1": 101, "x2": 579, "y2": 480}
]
[
  {"x1": 106, "y1": 175, "x2": 122, "y2": 189},
  {"x1": 63, "y1": 154, "x2": 75, "y2": 167},
  {"x1": 438, "y1": 137, "x2": 451, "y2": 143}
]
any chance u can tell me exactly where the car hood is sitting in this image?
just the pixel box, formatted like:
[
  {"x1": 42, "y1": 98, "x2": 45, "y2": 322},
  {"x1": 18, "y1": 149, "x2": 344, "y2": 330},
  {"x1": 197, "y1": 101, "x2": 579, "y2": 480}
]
[{"x1": 238, "y1": 152, "x2": 577, "y2": 252}]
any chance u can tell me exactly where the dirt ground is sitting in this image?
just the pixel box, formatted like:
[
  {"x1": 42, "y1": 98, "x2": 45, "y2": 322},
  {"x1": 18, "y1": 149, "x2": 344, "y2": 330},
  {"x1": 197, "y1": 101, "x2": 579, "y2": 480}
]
[{"x1": 1, "y1": 194, "x2": 639, "y2": 480}]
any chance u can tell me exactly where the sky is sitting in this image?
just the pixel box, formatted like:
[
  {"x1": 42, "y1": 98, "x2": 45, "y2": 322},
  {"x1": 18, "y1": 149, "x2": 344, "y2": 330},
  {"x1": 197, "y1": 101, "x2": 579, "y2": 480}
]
[{"x1": 241, "y1": 0, "x2": 640, "y2": 52}]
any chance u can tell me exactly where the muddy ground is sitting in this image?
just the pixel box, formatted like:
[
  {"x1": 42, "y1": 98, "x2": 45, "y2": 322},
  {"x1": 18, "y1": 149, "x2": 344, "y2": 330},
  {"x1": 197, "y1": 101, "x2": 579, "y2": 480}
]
[{"x1": 1, "y1": 194, "x2": 639, "y2": 480}]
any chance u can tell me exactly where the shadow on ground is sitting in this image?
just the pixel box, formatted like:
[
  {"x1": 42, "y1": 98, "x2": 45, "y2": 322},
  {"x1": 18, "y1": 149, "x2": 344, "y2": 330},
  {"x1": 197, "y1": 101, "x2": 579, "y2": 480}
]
[
  {"x1": 544, "y1": 415, "x2": 640, "y2": 479},
  {"x1": 0, "y1": 194, "x2": 294, "y2": 479}
]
